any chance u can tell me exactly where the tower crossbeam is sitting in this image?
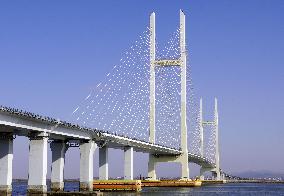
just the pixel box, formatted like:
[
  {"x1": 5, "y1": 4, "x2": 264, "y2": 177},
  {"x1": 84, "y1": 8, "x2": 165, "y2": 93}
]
[{"x1": 155, "y1": 59, "x2": 181, "y2": 66}]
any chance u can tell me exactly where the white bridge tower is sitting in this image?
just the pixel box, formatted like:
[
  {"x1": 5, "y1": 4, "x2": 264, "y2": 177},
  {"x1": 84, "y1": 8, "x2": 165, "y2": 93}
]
[
  {"x1": 199, "y1": 98, "x2": 221, "y2": 180},
  {"x1": 148, "y1": 10, "x2": 189, "y2": 180}
]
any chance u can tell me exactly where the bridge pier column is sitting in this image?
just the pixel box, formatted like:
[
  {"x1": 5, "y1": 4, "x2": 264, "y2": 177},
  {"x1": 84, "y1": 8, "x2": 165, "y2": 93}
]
[
  {"x1": 200, "y1": 167, "x2": 214, "y2": 180},
  {"x1": 28, "y1": 132, "x2": 48, "y2": 195},
  {"x1": 0, "y1": 133, "x2": 13, "y2": 195},
  {"x1": 124, "y1": 147, "x2": 133, "y2": 180},
  {"x1": 217, "y1": 171, "x2": 221, "y2": 180},
  {"x1": 220, "y1": 173, "x2": 225, "y2": 180},
  {"x1": 200, "y1": 167, "x2": 207, "y2": 180},
  {"x1": 148, "y1": 154, "x2": 190, "y2": 180},
  {"x1": 50, "y1": 140, "x2": 68, "y2": 192},
  {"x1": 213, "y1": 171, "x2": 221, "y2": 180},
  {"x1": 200, "y1": 167, "x2": 221, "y2": 180},
  {"x1": 147, "y1": 154, "x2": 157, "y2": 180},
  {"x1": 99, "y1": 146, "x2": 108, "y2": 180},
  {"x1": 79, "y1": 140, "x2": 96, "y2": 191},
  {"x1": 180, "y1": 153, "x2": 189, "y2": 179}
]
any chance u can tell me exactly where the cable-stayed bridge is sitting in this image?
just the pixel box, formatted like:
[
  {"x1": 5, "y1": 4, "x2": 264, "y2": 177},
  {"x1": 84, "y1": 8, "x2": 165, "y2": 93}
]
[{"x1": 0, "y1": 10, "x2": 224, "y2": 194}]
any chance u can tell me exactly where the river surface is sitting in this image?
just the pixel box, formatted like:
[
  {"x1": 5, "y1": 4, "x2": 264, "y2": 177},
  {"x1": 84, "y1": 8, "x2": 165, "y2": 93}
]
[{"x1": 12, "y1": 181, "x2": 284, "y2": 195}]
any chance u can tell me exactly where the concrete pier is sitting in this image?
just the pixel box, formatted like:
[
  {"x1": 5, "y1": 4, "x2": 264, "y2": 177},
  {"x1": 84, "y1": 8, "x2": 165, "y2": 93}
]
[
  {"x1": 221, "y1": 173, "x2": 225, "y2": 180},
  {"x1": 50, "y1": 140, "x2": 68, "y2": 192},
  {"x1": 79, "y1": 140, "x2": 96, "y2": 191},
  {"x1": 124, "y1": 147, "x2": 133, "y2": 180},
  {"x1": 200, "y1": 167, "x2": 221, "y2": 181},
  {"x1": 99, "y1": 146, "x2": 108, "y2": 180},
  {"x1": 200, "y1": 167, "x2": 206, "y2": 181},
  {"x1": 147, "y1": 154, "x2": 157, "y2": 180},
  {"x1": 0, "y1": 132, "x2": 13, "y2": 195},
  {"x1": 213, "y1": 171, "x2": 221, "y2": 180},
  {"x1": 27, "y1": 132, "x2": 48, "y2": 194},
  {"x1": 200, "y1": 167, "x2": 215, "y2": 181}
]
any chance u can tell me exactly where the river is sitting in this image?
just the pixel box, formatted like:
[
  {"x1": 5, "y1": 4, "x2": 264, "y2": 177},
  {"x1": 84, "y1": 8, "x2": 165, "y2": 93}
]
[{"x1": 12, "y1": 180, "x2": 284, "y2": 195}]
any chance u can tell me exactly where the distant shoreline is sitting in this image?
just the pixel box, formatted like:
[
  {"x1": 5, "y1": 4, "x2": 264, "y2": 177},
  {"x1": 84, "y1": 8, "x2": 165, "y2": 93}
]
[{"x1": 226, "y1": 180, "x2": 284, "y2": 184}]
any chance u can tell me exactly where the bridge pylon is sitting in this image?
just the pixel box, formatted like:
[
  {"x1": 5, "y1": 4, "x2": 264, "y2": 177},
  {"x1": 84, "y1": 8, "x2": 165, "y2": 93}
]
[
  {"x1": 199, "y1": 98, "x2": 221, "y2": 180},
  {"x1": 148, "y1": 10, "x2": 189, "y2": 180}
]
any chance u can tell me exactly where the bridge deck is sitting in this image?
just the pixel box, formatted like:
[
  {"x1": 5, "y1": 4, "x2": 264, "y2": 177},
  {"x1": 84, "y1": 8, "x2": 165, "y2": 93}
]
[{"x1": 0, "y1": 105, "x2": 215, "y2": 168}]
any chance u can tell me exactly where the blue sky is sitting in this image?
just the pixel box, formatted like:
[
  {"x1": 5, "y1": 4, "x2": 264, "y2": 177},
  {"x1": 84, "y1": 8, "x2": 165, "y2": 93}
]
[{"x1": 0, "y1": 1, "x2": 284, "y2": 178}]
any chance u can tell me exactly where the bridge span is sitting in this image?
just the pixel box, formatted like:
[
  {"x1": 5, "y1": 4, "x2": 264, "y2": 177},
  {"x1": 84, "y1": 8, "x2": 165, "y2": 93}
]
[{"x1": 0, "y1": 105, "x2": 218, "y2": 193}]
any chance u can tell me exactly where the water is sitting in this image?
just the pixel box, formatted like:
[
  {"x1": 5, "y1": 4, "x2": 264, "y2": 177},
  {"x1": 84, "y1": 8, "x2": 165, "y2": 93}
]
[
  {"x1": 13, "y1": 180, "x2": 80, "y2": 195},
  {"x1": 12, "y1": 181, "x2": 284, "y2": 195}
]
